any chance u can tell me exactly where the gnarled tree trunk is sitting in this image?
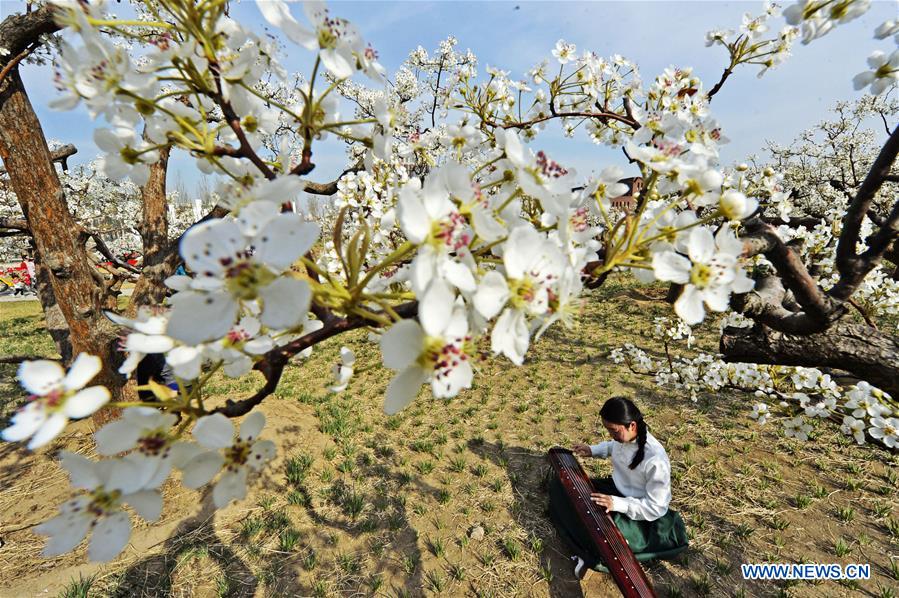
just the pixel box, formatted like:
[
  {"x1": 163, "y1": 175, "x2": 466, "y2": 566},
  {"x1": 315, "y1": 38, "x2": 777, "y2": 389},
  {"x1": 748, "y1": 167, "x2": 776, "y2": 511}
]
[
  {"x1": 720, "y1": 322, "x2": 899, "y2": 398},
  {"x1": 128, "y1": 145, "x2": 173, "y2": 312},
  {"x1": 0, "y1": 66, "x2": 124, "y2": 399}
]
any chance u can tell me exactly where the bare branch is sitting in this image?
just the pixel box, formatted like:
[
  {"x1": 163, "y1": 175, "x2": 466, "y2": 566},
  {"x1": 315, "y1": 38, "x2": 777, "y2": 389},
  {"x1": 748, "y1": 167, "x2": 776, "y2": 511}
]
[
  {"x1": 706, "y1": 65, "x2": 734, "y2": 102},
  {"x1": 0, "y1": 143, "x2": 76, "y2": 175},
  {"x1": 740, "y1": 219, "x2": 838, "y2": 331},
  {"x1": 0, "y1": 354, "x2": 54, "y2": 364},
  {"x1": 0, "y1": 216, "x2": 29, "y2": 231},
  {"x1": 300, "y1": 160, "x2": 364, "y2": 196},
  {"x1": 833, "y1": 124, "x2": 899, "y2": 295}
]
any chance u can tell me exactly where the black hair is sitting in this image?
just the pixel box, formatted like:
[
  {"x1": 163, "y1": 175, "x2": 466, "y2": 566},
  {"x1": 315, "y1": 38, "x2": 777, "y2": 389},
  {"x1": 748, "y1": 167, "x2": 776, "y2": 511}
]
[{"x1": 600, "y1": 396, "x2": 648, "y2": 469}]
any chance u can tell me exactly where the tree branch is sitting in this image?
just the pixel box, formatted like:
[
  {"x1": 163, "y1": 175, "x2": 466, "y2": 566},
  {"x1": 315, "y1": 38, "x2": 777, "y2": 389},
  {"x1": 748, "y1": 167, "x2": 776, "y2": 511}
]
[
  {"x1": 833, "y1": 124, "x2": 899, "y2": 296},
  {"x1": 740, "y1": 219, "x2": 838, "y2": 331},
  {"x1": 720, "y1": 322, "x2": 899, "y2": 398},
  {"x1": 482, "y1": 109, "x2": 638, "y2": 131},
  {"x1": 214, "y1": 301, "x2": 418, "y2": 417},
  {"x1": 0, "y1": 143, "x2": 76, "y2": 175}
]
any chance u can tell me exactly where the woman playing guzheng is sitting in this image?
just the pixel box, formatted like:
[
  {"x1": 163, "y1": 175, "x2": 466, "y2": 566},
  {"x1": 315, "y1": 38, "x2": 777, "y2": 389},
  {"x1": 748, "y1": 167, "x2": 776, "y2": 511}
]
[{"x1": 548, "y1": 396, "x2": 689, "y2": 579}]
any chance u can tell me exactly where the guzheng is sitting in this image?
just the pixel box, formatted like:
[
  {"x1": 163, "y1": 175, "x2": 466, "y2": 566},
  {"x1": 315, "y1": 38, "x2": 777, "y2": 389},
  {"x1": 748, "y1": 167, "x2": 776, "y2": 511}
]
[{"x1": 547, "y1": 447, "x2": 656, "y2": 598}]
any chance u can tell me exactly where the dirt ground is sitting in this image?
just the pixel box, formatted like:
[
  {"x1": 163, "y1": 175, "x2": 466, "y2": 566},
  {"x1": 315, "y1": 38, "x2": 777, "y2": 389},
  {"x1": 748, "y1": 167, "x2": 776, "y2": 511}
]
[{"x1": 0, "y1": 280, "x2": 897, "y2": 597}]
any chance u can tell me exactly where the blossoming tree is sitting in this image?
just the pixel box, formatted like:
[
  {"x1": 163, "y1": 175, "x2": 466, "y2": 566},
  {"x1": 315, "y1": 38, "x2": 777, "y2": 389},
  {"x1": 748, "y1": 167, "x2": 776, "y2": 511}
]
[{"x1": 0, "y1": 0, "x2": 897, "y2": 562}]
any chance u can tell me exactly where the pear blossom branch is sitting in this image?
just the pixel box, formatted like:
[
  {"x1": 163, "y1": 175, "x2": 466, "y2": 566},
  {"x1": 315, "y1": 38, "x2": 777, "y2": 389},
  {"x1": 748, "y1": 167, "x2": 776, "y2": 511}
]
[
  {"x1": 215, "y1": 301, "x2": 419, "y2": 418},
  {"x1": 482, "y1": 109, "x2": 638, "y2": 131}
]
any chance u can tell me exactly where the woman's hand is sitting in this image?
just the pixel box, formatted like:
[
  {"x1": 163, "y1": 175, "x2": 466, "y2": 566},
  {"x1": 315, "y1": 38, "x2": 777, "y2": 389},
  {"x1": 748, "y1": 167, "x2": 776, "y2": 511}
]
[
  {"x1": 590, "y1": 493, "x2": 615, "y2": 513},
  {"x1": 572, "y1": 443, "x2": 592, "y2": 458}
]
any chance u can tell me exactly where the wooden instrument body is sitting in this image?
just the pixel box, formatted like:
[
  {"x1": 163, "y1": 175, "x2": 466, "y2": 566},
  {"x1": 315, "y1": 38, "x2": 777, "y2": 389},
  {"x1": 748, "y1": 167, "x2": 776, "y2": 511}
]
[{"x1": 547, "y1": 447, "x2": 657, "y2": 598}]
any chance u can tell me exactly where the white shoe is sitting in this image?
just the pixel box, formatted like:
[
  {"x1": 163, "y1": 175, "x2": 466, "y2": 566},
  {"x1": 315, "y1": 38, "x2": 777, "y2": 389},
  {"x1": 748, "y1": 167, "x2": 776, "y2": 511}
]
[{"x1": 573, "y1": 556, "x2": 586, "y2": 579}]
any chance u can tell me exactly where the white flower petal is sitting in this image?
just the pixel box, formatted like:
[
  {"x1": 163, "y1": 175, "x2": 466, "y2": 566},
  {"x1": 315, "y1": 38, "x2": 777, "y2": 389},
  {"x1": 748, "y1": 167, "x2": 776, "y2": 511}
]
[
  {"x1": 126, "y1": 490, "x2": 162, "y2": 522},
  {"x1": 441, "y1": 260, "x2": 476, "y2": 293},
  {"x1": 27, "y1": 412, "x2": 68, "y2": 449},
  {"x1": 651, "y1": 251, "x2": 691, "y2": 284},
  {"x1": 254, "y1": 214, "x2": 319, "y2": 272},
  {"x1": 674, "y1": 285, "x2": 706, "y2": 325},
  {"x1": 180, "y1": 451, "x2": 225, "y2": 488},
  {"x1": 167, "y1": 290, "x2": 238, "y2": 345},
  {"x1": 703, "y1": 285, "x2": 731, "y2": 312},
  {"x1": 384, "y1": 367, "x2": 428, "y2": 415},
  {"x1": 380, "y1": 320, "x2": 424, "y2": 371},
  {"x1": 38, "y1": 512, "x2": 91, "y2": 557},
  {"x1": 88, "y1": 511, "x2": 131, "y2": 562},
  {"x1": 64, "y1": 386, "x2": 111, "y2": 419},
  {"x1": 235, "y1": 200, "x2": 280, "y2": 237},
  {"x1": 687, "y1": 227, "x2": 716, "y2": 264},
  {"x1": 125, "y1": 333, "x2": 174, "y2": 354},
  {"x1": 432, "y1": 359, "x2": 473, "y2": 399},
  {"x1": 239, "y1": 411, "x2": 266, "y2": 442},
  {"x1": 491, "y1": 308, "x2": 529, "y2": 366},
  {"x1": 258, "y1": 0, "x2": 316, "y2": 49},
  {"x1": 166, "y1": 346, "x2": 204, "y2": 381},
  {"x1": 473, "y1": 271, "x2": 510, "y2": 319},
  {"x1": 397, "y1": 192, "x2": 430, "y2": 244},
  {"x1": 193, "y1": 413, "x2": 235, "y2": 449},
  {"x1": 247, "y1": 439, "x2": 276, "y2": 471},
  {"x1": 419, "y1": 278, "x2": 454, "y2": 337},
  {"x1": 212, "y1": 469, "x2": 249, "y2": 508},
  {"x1": 18, "y1": 360, "x2": 65, "y2": 396},
  {"x1": 62, "y1": 354, "x2": 102, "y2": 391},
  {"x1": 94, "y1": 420, "x2": 142, "y2": 456},
  {"x1": 320, "y1": 47, "x2": 355, "y2": 80},
  {"x1": 259, "y1": 277, "x2": 310, "y2": 330},
  {"x1": 1, "y1": 403, "x2": 47, "y2": 443},
  {"x1": 60, "y1": 451, "x2": 102, "y2": 490},
  {"x1": 180, "y1": 219, "x2": 244, "y2": 277}
]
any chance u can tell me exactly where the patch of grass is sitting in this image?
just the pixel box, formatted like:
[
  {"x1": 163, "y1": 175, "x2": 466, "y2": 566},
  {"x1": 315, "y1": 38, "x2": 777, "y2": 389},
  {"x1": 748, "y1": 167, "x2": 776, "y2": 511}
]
[
  {"x1": 301, "y1": 548, "x2": 318, "y2": 571},
  {"x1": 885, "y1": 517, "x2": 899, "y2": 538},
  {"x1": 836, "y1": 506, "x2": 855, "y2": 523},
  {"x1": 425, "y1": 569, "x2": 446, "y2": 593},
  {"x1": 240, "y1": 515, "x2": 264, "y2": 539},
  {"x1": 57, "y1": 574, "x2": 96, "y2": 598},
  {"x1": 833, "y1": 537, "x2": 851, "y2": 557},
  {"x1": 427, "y1": 536, "x2": 446, "y2": 558},
  {"x1": 501, "y1": 537, "x2": 521, "y2": 560},
  {"x1": 448, "y1": 455, "x2": 466, "y2": 473},
  {"x1": 287, "y1": 488, "x2": 310, "y2": 506},
  {"x1": 279, "y1": 528, "x2": 301, "y2": 552}
]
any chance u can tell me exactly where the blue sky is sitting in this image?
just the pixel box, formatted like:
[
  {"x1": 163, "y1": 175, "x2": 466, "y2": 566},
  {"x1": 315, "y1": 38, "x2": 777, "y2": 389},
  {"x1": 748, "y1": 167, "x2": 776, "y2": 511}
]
[{"x1": 8, "y1": 0, "x2": 899, "y2": 198}]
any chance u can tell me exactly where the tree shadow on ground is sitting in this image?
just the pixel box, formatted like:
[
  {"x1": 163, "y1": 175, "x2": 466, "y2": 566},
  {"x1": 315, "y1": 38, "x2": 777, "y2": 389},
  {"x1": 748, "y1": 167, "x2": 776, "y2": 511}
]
[
  {"x1": 106, "y1": 491, "x2": 258, "y2": 598},
  {"x1": 268, "y1": 422, "x2": 436, "y2": 596},
  {"x1": 466, "y1": 439, "x2": 610, "y2": 598}
]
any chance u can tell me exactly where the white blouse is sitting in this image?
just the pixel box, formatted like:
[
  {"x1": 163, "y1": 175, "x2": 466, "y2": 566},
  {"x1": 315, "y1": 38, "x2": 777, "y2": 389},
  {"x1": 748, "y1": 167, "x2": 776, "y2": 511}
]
[{"x1": 589, "y1": 432, "x2": 671, "y2": 521}]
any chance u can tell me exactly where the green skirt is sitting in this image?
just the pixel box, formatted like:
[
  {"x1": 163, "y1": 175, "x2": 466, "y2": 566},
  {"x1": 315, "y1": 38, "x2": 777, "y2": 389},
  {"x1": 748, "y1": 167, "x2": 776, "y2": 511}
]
[{"x1": 548, "y1": 475, "x2": 689, "y2": 569}]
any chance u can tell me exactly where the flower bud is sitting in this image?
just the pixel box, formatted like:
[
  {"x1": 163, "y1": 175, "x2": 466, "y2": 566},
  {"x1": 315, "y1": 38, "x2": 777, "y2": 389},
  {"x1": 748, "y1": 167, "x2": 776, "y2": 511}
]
[{"x1": 719, "y1": 189, "x2": 758, "y2": 220}]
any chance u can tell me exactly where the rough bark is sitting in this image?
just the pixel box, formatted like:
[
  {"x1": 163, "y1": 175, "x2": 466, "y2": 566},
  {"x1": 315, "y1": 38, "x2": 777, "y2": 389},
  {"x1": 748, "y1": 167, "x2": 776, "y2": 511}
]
[
  {"x1": 128, "y1": 145, "x2": 172, "y2": 311},
  {"x1": 0, "y1": 143, "x2": 76, "y2": 174},
  {"x1": 0, "y1": 66, "x2": 123, "y2": 398},
  {"x1": 0, "y1": 6, "x2": 59, "y2": 70},
  {"x1": 720, "y1": 323, "x2": 899, "y2": 398},
  {"x1": 32, "y1": 243, "x2": 73, "y2": 362}
]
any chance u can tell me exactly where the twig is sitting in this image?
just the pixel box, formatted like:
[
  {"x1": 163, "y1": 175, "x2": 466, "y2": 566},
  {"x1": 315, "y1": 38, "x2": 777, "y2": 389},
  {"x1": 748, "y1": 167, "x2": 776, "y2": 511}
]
[{"x1": 0, "y1": 41, "x2": 36, "y2": 87}]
